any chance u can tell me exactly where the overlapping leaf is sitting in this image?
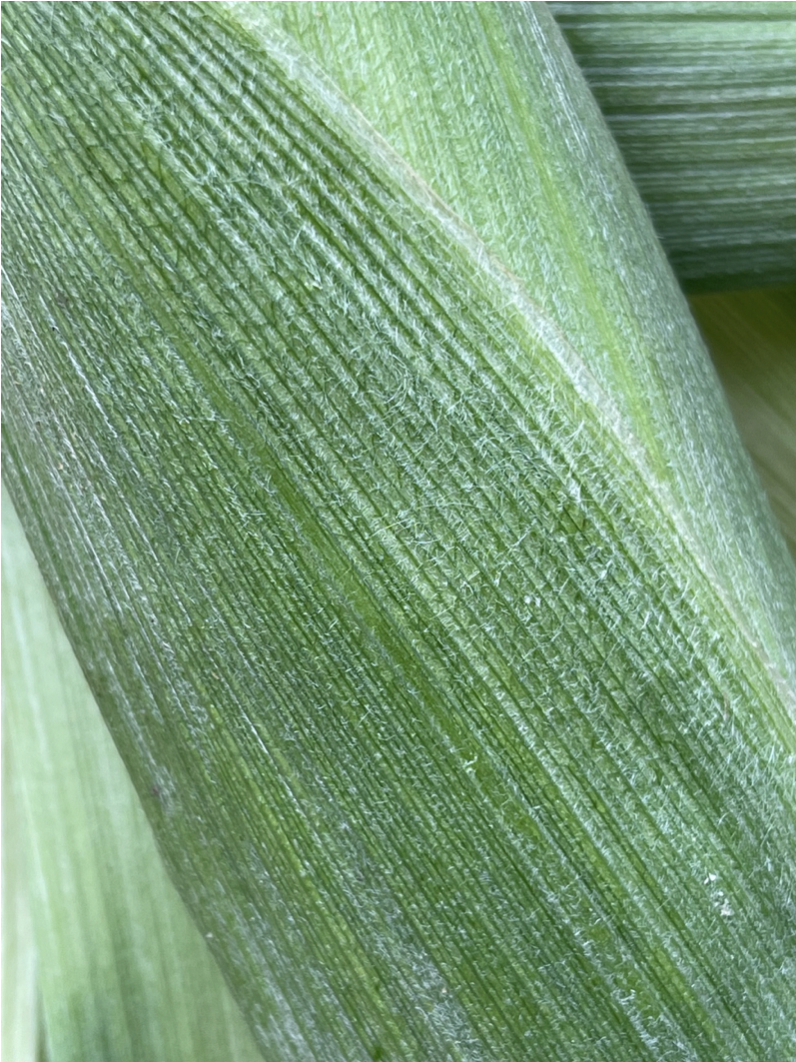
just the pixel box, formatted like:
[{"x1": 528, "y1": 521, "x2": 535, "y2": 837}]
[
  {"x1": 552, "y1": 1, "x2": 796, "y2": 290},
  {"x1": 2, "y1": 490, "x2": 266, "y2": 1062}
]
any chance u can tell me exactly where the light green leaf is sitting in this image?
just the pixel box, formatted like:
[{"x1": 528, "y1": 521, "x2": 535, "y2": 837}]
[
  {"x1": 1, "y1": 488, "x2": 265, "y2": 1062},
  {"x1": 690, "y1": 285, "x2": 796, "y2": 559},
  {"x1": 3, "y1": 4, "x2": 795, "y2": 1061},
  {"x1": 2, "y1": 722, "x2": 39, "y2": 1062},
  {"x1": 551, "y1": 1, "x2": 796, "y2": 291}
]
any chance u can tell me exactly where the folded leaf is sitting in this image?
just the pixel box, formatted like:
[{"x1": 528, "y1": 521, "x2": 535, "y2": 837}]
[
  {"x1": 551, "y1": 1, "x2": 796, "y2": 291},
  {"x1": 1, "y1": 489, "x2": 266, "y2": 1062},
  {"x1": 3, "y1": 4, "x2": 795, "y2": 1061}
]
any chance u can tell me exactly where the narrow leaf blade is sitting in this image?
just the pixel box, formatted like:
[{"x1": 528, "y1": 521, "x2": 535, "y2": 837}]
[{"x1": 1, "y1": 489, "x2": 266, "y2": 1062}]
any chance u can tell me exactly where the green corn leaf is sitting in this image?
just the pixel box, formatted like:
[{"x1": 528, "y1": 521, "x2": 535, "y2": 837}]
[
  {"x1": 1, "y1": 487, "x2": 266, "y2": 1062},
  {"x1": 551, "y1": 1, "x2": 796, "y2": 292},
  {"x1": 253, "y1": 0, "x2": 796, "y2": 683},
  {"x1": 3, "y1": 4, "x2": 795, "y2": 1061},
  {"x1": 690, "y1": 285, "x2": 796, "y2": 559}
]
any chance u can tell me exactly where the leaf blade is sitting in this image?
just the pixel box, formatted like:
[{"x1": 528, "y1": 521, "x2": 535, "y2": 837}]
[
  {"x1": 3, "y1": 4, "x2": 795, "y2": 1060},
  {"x1": 551, "y1": 1, "x2": 796, "y2": 291},
  {"x1": 237, "y1": 0, "x2": 796, "y2": 691},
  {"x1": 1, "y1": 488, "x2": 266, "y2": 1062}
]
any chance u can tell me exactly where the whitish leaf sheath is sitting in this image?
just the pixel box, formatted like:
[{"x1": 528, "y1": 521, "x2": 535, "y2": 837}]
[{"x1": 3, "y1": 4, "x2": 795, "y2": 1061}]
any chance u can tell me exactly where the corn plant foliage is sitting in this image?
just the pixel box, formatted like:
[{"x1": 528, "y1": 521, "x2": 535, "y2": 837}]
[
  {"x1": 253, "y1": 1, "x2": 796, "y2": 687},
  {"x1": 2, "y1": 489, "x2": 266, "y2": 1062},
  {"x1": 550, "y1": 2, "x2": 796, "y2": 292},
  {"x1": 2, "y1": 4, "x2": 796, "y2": 1061}
]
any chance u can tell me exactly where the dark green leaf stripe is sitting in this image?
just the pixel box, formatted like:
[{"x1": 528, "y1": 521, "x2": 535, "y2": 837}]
[{"x1": 3, "y1": 4, "x2": 795, "y2": 1060}]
